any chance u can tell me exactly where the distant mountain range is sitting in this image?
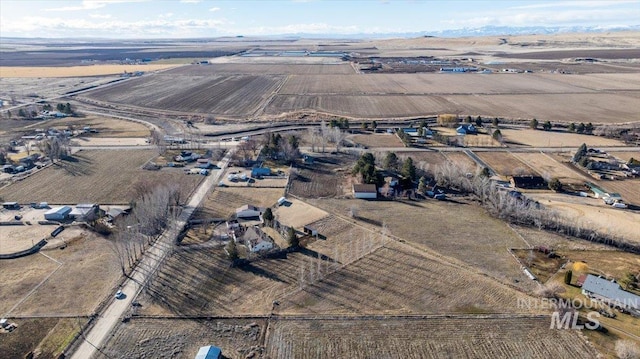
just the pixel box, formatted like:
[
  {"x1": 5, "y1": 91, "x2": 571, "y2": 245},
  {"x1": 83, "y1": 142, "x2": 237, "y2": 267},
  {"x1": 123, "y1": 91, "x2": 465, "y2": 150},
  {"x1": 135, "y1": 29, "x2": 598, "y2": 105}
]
[{"x1": 281, "y1": 25, "x2": 640, "y2": 39}]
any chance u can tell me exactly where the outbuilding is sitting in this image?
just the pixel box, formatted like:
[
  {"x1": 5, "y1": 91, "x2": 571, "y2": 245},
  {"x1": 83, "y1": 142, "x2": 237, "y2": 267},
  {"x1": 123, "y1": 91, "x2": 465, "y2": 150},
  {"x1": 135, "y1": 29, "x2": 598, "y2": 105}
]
[
  {"x1": 195, "y1": 345, "x2": 222, "y2": 359},
  {"x1": 236, "y1": 204, "x2": 262, "y2": 219},
  {"x1": 2, "y1": 202, "x2": 20, "y2": 210},
  {"x1": 44, "y1": 206, "x2": 72, "y2": 221},
  {"x1": 251, "y1": 167, "x2": 271, "y2": 178},
  {"x1": 353, "y1": 184, "x2": 377, "y2": 199}
]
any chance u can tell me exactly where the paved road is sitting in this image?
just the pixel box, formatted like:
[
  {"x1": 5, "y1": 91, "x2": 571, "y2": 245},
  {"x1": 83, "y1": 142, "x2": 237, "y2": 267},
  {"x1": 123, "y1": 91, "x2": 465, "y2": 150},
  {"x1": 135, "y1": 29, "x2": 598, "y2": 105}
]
[{"x1": 70, "y1": 149, "x2": 234, "y2": 359}]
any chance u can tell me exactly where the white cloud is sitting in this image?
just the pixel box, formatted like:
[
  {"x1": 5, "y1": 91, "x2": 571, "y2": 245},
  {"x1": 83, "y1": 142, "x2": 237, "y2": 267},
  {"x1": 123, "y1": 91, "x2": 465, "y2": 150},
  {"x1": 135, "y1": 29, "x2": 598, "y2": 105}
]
[
  {"x1": 89, "y1": 13, "x2": 112, "y2": 19},
  {"x1": 209, "y1": 7, "x2": 221, "y2": 12},
  {"x1": 180, "y1": 0, "x2": 202, "y2": 3},
  {"x1": 45, "y1": 0, "x2": 148, "y2": 12},
  {"x1": 510, "y1": 0, "x2": 639, "y2": 10}
]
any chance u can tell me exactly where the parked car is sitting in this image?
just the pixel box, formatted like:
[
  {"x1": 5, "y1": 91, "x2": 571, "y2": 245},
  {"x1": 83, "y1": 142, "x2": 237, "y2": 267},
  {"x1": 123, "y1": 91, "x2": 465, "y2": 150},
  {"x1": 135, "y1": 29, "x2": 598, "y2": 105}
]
[{"x1": 115, "y1": 290, "x2": 124, "y2": 299}]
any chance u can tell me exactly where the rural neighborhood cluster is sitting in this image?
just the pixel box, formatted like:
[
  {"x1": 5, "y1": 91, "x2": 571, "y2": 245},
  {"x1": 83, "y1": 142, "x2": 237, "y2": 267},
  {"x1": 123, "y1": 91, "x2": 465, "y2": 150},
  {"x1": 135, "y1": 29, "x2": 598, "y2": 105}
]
[{"x1": 1, "y1": 24, "x2": 639, "y2": 359}]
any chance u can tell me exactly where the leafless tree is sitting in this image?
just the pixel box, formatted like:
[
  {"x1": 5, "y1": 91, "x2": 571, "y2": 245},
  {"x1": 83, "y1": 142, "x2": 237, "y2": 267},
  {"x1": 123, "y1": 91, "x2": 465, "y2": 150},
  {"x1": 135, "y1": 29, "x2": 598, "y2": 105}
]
[
  {"x1": 37, "y1": 136, "x2": 70, "y2": 162},
  {"x1": 328, "y1": 127, "x2": 347, "y2": 153},
  {"x1": 615, "y1": 340, "x2": 640, "y2": 359},
  {"x1": 320, "y1": 120, "x2": 329, "y2": 153}
]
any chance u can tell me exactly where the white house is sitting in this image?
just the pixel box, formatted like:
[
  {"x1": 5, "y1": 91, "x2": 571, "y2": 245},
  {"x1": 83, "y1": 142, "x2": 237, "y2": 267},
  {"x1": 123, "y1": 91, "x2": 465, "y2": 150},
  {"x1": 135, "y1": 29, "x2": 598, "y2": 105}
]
[
  {"x1": 242, "y1": 226, "x2": 274, "y2": 252},
  {"x1": 44, "y1": 206, "x2": 72, "y2": 221},
  {"x1": 353, "y1": 184, "x2": 377, "y2": 199},
  {"x1": 581, "y1": 274, "x2": 640, "y2": 316},
  {"x1": 236, "y1": 204, "x2": 261, "y2": 218}
]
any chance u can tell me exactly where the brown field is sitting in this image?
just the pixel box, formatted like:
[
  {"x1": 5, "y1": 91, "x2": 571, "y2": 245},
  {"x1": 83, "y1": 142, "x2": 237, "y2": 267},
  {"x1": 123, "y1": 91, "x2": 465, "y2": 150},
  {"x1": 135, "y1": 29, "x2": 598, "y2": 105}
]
[
  {"x1": 6, "y1": 232, "x2": 121, "y2": 316},
  {"x1": 266, "y1": 316, "x2": 597, "y2": 359},
  {"x1": 608, "y1": 151, "x2": 640, "y2": 163},
  {"x1": 526, "y1": 192, "x2": 640, "y2": 243},
  {"x1": 85, "y1": 73, "x2": 285, "y2": 117},
  {"x1": 278, "y1": 241, "x2": 539, "y2": 315},
  {"x1": 511, "y1": 225, "x2": 615, "y2": 251},
  {"x1": 273, "y1": 198, "x2": 328, "y2": 228},
  {"x1": 535, "y1": 73, "x2": 640, "y2": 91},
  {"x1": 0, "y1": 317, "x2": 81, "y2": 359},
  {"x1": 139, "y1": 245, "x2": 327, "y2": 316},
  {"x1": 563, "y1": 250, "x2": 640, "y2": 281},
  {"x1": 46, "y1": 115, "x2": 150, "y2": 138},
  {"x1": 279, "y1": 73, "x2": 592, "y2": 95},
  {"x1": 289, "y1": 154, "x2": 354, "y2": 198},
  {"x1": 348, "y1": 133, "x2": 404, "y2": 148},
  {"x1": 0, "y1": 253, "x2": 59, "y2": 315},
  {"x1": 476, "y1": 151, "x2": 537, "y2": 177},
  {"x1": 196, "y1": 187, "x2": 285, "y2": 219},
  {"x1": 396, "y1": 151, "x2": 448, "y2": 172},
  {"x1": 314, "y1": 198, "x2": 534, "y2": 288},
  {"x1": 512, "y1": 152, "x2": 589, "y2": 183},
  {"x1": 102, "y1": 318, "x2": 264, "y2": 359},
  {"x1": 434, "y1": 127, "x2": 501, "y2": 147},
  {"x1": 441, "y1": 151, "x2": 478, "y2": 169},
  {"x1": 0, "y1": 64, "x2": 179, "y2": 78},
  {"x1": 170, "y1": 62, "x2": 355, "y2": 75},
  {"x1": 501, "y1": 129, "x2": 627, "y2": 147},
  {"x1": 0, "y1": 149, "x2": 202, "y2": 204}
]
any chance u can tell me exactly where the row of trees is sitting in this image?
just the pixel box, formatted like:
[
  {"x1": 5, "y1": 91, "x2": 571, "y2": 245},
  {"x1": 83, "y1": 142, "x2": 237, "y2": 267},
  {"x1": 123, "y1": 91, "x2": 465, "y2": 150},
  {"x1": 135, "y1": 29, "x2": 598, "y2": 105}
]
[
  {"x1": 353, "y1": 152, "x2": 418, "y2": 185},
  {"x1": 7, "y1": 102, "x2": 74, "y2": 120},
  {"x1": 430, "y1": 161, "x2": 638, "y2": 253},
  {"x1": 568, "y1": 122, "x2": 594, "y2": 134}
]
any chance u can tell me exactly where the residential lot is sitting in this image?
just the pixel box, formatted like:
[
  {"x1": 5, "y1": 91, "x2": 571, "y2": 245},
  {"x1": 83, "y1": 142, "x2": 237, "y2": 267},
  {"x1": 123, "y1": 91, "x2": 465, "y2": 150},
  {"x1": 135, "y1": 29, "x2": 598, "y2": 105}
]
[
  {"x1": 476, "y1": 151, "x2": 537, "y2": 177},
  {"x1": 0, "y1": 149, "x2": 202, "y2": 204},
  {"x1": 266, "y1": 316, "x2": 597, "y2": 359},
  {"x1": 511, "y1": 152, "x2": 589, "y2": 184}
]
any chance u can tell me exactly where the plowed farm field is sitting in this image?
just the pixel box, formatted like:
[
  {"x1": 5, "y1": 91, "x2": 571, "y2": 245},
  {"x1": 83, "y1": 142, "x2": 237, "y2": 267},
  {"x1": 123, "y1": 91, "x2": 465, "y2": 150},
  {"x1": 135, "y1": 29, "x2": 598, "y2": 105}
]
[
  {"x1": 278, "y1": 243, "x2": 538, "y2": 315},
  {"x1": 85, "y1": 73, "x2": 284, "y2": 117},
  {"x1": 476, "y1": 151, "x2": 537, "y2": 176},
  {"x1": 511, "y1": 152, "x2": 589, "y2": 184},
  {"x1": 266, "y1": 316, "x2": 597, "y2": 359},
  {"x1": 169, "y1": 63, "x2": 355, "y2": 75},
  {"x1": 442, "y1": 151, "x2": 478, "y2": 170},
  {"x1": 0, "y1": 149, "x2": 202, "y2": 204}
]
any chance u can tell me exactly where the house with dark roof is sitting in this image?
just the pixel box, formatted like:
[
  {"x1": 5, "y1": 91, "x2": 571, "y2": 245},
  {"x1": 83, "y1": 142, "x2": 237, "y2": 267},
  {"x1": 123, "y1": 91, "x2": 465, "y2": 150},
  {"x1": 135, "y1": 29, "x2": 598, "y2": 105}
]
[
  {"x1": 353, "y1": 184, "x2": 377, "y2": 199},
  {"x1": 510, "y1": 175, "x2": 546, "y2": 189},
  {"x1": 456, "y1": 124, "x2": 477, "y2": 135},
  {"x1": 581, "y1": 274, "x2": 640, "y2": 316}
]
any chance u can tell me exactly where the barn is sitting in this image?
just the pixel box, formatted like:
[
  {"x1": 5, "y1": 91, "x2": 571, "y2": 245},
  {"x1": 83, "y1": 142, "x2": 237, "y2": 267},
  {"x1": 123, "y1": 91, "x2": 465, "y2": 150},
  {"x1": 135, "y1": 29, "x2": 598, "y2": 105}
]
[
  {"x1": 236, "y1": 204, "x2": 262, "y2": 218},
  {"x1": 44, "y1": 206, "x2": 72, "y2": 221},
  {"x1": 353, "y1": 184, "x2": 377, "y2": 199}
]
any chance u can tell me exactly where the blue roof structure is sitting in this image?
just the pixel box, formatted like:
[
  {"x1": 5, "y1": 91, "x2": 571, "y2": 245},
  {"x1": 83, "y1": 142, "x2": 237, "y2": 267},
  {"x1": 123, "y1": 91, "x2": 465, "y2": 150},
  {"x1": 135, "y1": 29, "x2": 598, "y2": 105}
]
[{"x1": 195, "y1": 346, "x2": 222, "y2": 359}]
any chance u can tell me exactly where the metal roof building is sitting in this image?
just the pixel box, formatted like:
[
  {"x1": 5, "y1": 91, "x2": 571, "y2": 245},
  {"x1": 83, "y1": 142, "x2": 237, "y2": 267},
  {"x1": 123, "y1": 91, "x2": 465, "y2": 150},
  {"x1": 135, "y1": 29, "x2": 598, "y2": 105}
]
[
  {"x1": 581, "y1": 274, "x2": 640, "y2": 315},
  {"x1": 195, "y1": 345, "x2": 222, "y2": 359}
]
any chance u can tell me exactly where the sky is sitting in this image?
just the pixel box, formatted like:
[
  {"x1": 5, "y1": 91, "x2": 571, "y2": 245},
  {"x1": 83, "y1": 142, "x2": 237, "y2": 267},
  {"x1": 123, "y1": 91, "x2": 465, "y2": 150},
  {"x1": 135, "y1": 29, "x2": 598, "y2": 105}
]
[{"x1": 0, "y1": 0, "x2": 639, "y2": 38}]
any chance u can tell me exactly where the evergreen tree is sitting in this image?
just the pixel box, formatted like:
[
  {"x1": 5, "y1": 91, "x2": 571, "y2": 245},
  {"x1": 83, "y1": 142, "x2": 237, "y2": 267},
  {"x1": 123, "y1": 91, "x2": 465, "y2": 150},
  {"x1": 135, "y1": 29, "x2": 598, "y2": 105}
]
[
  {"x1": 417, "y1": 176, "x2": 427, "y2": 194},
  {"x1": 492, "y1": 117, "x2": 499, "y2": 127},
  {"x1": 475, "y1": 116, "x2": 482, "y2": 127},
  {"x1": 543, "y1": 121, "x2": 552, "y2": 131},
  {"x1": 568, "y1": 123, "x2": 576, "y2": 132},
  {"x1": 564, "y1": 270, "x2": 572, "y2": 285},
  {"x1": 225, "y1": 240, "x2": 239, "y2": 261},
  {"x1": 383, "y1": 152, "x2": 398, "y2": 171},
  {"x1": 262, "y1": 208, "x2": 274, "y2": 226},
  {"x1": 530, "y1": 118, "x2": 539, "y2": 129},
  {"x1": 401, "y1": 157, "x2": 416, "y2": 180},
  {"x1": 287, "y1": 227, "x2": 299, "y2": 248}
]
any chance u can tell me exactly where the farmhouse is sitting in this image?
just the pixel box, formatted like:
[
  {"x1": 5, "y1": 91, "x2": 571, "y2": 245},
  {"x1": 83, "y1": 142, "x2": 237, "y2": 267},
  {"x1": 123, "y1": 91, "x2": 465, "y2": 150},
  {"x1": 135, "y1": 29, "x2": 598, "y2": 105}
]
[
  {"x1": 195, "y1": 345, "x2": 222, "y2": 359},
  {"x1": 44, "y1": 206, "x2": 72, "y2": 221},
  {"x1": 251, "y1": 167, "x2": 271, "y2": 178},
  {"x1": 236, "y1": 204, "x2": 262, "y2": 219},
  {"x1": 581, "y1": 274, "x2": 640, "y2": 316},
  {"x1": 510, "y1": 175, "x2": 546, "y2": 189},
  {"x1": 242, "y1": 226, "x2": 274, "y2": 252},
  {"x1": 456, "y1": 124, "x2": 477, "y2": 135},
  {"x1": 353, "y1": 184, "x2": 377, "y2": 199}
]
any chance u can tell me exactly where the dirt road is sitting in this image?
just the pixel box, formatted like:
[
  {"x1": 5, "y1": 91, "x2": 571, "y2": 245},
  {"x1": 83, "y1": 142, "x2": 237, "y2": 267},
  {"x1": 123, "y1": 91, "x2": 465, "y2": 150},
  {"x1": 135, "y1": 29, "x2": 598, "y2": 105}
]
[{"x1": 70, "y1": 149, "x2": 234, "y2": 359}]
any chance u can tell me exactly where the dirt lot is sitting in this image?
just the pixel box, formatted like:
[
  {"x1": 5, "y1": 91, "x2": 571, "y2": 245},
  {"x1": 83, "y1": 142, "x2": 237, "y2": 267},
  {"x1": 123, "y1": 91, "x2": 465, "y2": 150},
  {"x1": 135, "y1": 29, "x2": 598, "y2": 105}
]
[
  {"x1": 441, "y1": 151, "x2": 478, "y2": 170},
  {"x1": 500, "y1": 129, "x2": 626, "y2": 147},
  {"x1": 278, "y1": 243, "x2": 538, "y2": 315},
  {"x1": 594, "y1": 178, "x2": 640, "y2": 206},
  {"x1": 0, "y1": 149, "x2": 202, "y2": 204},
  {"x1": 0, "y1": 317, "x2": 80, "y2": 359},
  {"x1": 314, "y1": 198, "x2": 535, "y2": 288},
  {"x1": 0, "y1": 64, "x2": 178, "y2": 77},
  {"x1": 0, "y1": 253, "x2": 59, "y2": 315},
  {"x1": 46, "y1": 115, "x2": 150, "y2": 138},
  {"x1": 348, "y1": 133, "x2": 404, "y2": 148},
  {"x1": 102, "y1": 318, "x2": 264, "y2": 359},
  {"x1": 266, "y1": 316, "x2": 597, "y2": 359},
  {"x1": 273, "y1": 198, "x2": 328, "y2": 228},
  {"x1": 476, "y1": 151, "x2": 537, "y2": 177},
  {"x1": 511, "y1": 152, "x2": 590, "y2": 184},
  {"x1": 289, "y1": 153, "x2": 354, "y2": 198},
  {"x1": 526, "y1": 192, "x2": 640, "y2": 244},
  {"x1": 4, "y1": 231, "x2": 121, "y2": 316},
  {"x1": 195, "y1": 187, "x2": 285, "y2": 220},
  {"x1": 0, "y1": 208, "x2": 61, "y2": 254}
]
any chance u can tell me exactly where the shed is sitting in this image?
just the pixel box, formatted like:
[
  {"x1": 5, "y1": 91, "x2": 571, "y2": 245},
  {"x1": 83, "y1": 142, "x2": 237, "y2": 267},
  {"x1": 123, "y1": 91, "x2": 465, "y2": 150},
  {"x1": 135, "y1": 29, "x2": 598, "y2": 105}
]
[
  {"x1": 70, "y1": 203, "x2": 99, "y2": 221},
  {"x1": 456, "y1": 124, "x2": 477, "y2": 135},
  {"x1": 277, "y1": 197, "x2": 287, "y2": 206},
  {"x1": 44, "y1": 206, "x2": 72, "y2": 221},
  {"x1": 353, "y1": 184, "x2": 377, "y2": 199},
  {"x1": 251, "y1": 167, "x2": 271, "y2": 177},
  {"x1": 195, "y1": 345, "x2": 222, "y2": 359},
  {"x1": 510, "y1": 176, "x2": 546, "y2": 189},
  {"x1": 2, "y1": 202, "x2": 20, "y2": 210},
  {"x1": 585, "y1": 182, "x2": 607, "y2": 198},
  {"x1": 236, "y1": 204, "x2": 261, "y2": 218}
]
